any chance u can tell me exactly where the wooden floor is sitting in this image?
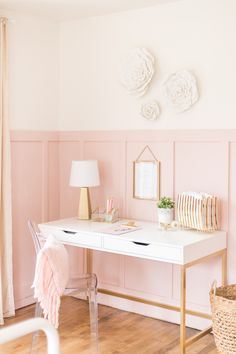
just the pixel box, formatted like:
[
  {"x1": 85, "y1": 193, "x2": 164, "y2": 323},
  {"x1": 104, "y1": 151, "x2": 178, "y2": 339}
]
[{"x1": 0, "y1": 297, "x2": 217, "y2": 354}]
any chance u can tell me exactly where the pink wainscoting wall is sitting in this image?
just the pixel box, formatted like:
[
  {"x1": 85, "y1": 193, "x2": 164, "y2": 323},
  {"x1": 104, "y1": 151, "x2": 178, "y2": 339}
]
[
  {"x1": 11, "y1": 130, "x2": 236, "y2": 328},
  {"x1": 11, "y1": 132, "x2": 60, "y2": 308}
]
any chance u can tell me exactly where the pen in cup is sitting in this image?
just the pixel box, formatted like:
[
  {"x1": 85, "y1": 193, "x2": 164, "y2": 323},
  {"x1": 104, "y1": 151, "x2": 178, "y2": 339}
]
[{"x1": 106, "y1": 197, "x2": 114, "y2": 214}]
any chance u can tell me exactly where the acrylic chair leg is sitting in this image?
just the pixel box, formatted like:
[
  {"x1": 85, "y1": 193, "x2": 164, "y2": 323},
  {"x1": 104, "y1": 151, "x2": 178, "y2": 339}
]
[
  {"x1": 30, "y1": 302, "x2": 43, "y2": 354},
  {"x1": 88, "y1": 288, "x2": 99, "y2": 354}
]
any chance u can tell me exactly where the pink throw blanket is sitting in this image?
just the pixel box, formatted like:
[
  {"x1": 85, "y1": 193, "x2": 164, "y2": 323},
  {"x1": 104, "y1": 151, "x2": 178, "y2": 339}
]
[{"x1": 32, "y1": 235, "x2": 69, "y2": 328}]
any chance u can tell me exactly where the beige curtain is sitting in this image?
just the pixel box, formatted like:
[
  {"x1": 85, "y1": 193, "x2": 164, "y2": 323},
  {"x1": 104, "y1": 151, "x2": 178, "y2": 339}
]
[{"x1": 0, "y1": 17, "x2": 15, "y2": 324}]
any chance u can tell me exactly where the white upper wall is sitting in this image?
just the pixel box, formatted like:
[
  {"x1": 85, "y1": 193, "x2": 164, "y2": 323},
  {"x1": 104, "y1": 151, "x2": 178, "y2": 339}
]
[
  {"x1": 0, "y1": 0, "x2": 181, "y2": 22},
  {"x1": 0, "y1": 10, "x2": 60, "y2": 130},
  {"x1": 3, "y1": 0, "x2": 236, "y2": 131},
  {"x1": 59, "y1": 0, "x2": 236, "y2": 130}
]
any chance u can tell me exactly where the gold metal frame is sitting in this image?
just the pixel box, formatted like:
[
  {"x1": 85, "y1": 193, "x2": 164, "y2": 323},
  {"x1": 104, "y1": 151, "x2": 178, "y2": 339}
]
[
  {"x1": 133, "y1": 160, "x2": 160, "y2": 201},
  {"x1": 87, "y1": 248, "x2": 227, "y2": 354}
]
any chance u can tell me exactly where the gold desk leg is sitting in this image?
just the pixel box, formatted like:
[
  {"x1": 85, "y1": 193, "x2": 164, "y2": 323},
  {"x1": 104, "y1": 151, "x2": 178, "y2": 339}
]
[
  {"x1": 222, "y1": 249, "x2": 227, "y2": 286},
  {"x1": 180, "y1": 265, "x2": 186, "y2": 354}
]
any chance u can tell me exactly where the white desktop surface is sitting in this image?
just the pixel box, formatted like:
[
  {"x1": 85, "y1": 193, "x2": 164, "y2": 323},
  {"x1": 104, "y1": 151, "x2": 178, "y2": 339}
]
[{"x1": 39, "y1": 218, "x2": 226, "y2": 265}]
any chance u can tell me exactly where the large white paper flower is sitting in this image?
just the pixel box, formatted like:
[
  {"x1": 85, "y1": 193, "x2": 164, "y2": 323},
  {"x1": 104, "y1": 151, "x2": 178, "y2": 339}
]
[
  {"x1": 120, "y1": 48, "x2": 155, "y2": 97},
  {"x1": 162, "y1": 70, "x2": 199, "y2": 113},
  {"x1": 141, "y1": 100, "x2": 160, "y2": 121}
]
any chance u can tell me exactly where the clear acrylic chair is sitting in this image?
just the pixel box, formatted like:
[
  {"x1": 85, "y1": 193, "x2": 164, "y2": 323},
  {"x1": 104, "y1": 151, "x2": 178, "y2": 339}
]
[{"x1": 28, "y1": 220, "x2": 99, "y2": 354}]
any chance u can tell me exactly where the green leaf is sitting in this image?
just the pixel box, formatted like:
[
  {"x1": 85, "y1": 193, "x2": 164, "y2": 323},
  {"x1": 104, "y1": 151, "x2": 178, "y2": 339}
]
[{"x1": 157, "y1": 196, "x2": 175, "y2": 209}]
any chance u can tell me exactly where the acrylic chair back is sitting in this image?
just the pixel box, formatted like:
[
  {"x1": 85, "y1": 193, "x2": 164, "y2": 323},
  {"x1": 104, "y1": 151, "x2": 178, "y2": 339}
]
[{"x1": 28, "y1": 220, "x2": 44, "y2": 254}]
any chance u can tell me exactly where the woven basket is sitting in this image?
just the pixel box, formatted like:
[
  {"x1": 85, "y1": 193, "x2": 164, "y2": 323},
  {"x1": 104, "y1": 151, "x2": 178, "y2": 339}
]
[{"x1": 210, "y1": 282, "x2": 236, "y2": 353}]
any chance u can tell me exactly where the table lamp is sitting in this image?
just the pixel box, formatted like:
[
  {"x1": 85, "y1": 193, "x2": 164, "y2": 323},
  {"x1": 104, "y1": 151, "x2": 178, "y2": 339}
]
[{"x1": 69, "y1": 160, "x2": 100, "y2": 220}]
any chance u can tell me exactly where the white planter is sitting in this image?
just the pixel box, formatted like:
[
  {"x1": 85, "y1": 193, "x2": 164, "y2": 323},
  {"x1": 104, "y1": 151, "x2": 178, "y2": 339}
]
[{"x1": 158, "y1": 208, "x2": 174, "y2": 225}]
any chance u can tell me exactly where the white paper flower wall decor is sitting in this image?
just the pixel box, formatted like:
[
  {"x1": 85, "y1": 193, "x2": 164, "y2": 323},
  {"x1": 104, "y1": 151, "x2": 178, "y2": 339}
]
[
  {"x1": 141, "y1": 100, "x2": 160, "y2": 121},
  {"x1": 162, "y1": 70, "x2": 199, "y2": 113},
  {"x1": 120, "y1": 48, "x2": 155, "y2": 97}
]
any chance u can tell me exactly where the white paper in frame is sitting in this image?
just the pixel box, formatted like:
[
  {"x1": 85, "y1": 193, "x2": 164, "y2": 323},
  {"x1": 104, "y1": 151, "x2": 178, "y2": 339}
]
[
  {"x1": 133, "y1": 145, "x2": 160, "y2": 201},
  {"x1": 133, "y1": 160, "x2": 160, "y2": 200}
]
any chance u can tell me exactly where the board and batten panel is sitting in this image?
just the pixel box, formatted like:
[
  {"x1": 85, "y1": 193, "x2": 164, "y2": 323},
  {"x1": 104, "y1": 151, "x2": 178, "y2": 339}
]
[
  {"x1": 124, "y1": 141, "x2": 174, "y2": 298},
  {"x1": 126, "y1": 141, "x2": 174, "y2": 222},
  {"x1": 84, "y1": 140, "x2": 125, "y2": 216},
  {"x1": 173, "y1": 141, "x2": 228, "y2": 309},
  {"x1": 58, "y1": 141, "x2": 84, "y2": 276},
  {"x1": 58, "y1": 141, "x2": 82, "y2": 218},
  {"x1": 84, "y1": 141, "x2": 125, "y2": 288},
  {"x1": 48, "y1": 141, "x2": 60, "y2": 221},
  {"x1": 124, "y1": 257, "x2": 173, "y2": 299},
  {"x1": 12, "y1": 141, "x2": 44, "y2": 308}
]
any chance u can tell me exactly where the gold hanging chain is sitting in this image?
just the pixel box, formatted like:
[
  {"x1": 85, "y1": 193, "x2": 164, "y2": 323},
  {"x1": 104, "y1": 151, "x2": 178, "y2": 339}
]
[{"x1": 135, "y1": 145, "x2": 158, "y2": 162}]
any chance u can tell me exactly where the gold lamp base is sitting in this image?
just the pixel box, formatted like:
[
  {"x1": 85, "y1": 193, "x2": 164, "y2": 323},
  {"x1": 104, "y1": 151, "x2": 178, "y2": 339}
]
[{"x1": 78, "y1": 187, "x2": 91, "y2": 220}]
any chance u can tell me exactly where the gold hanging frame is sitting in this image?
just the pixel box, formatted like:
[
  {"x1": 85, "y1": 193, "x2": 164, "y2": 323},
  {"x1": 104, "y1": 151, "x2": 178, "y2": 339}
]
[{"x1": 133, "y1": 145, "x2": 160, "y2": 201}]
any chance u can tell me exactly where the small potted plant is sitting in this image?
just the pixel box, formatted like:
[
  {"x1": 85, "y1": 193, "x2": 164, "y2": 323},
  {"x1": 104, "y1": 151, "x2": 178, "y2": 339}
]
[{"x1": 157, "y1": 196, "x2": 175, "y2": 226}]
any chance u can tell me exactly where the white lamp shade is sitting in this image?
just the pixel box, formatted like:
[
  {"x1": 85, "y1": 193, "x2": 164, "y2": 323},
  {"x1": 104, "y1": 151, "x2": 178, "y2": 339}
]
[{"x1": 69, "y1": 160, "x2": 100, "y2": 187}]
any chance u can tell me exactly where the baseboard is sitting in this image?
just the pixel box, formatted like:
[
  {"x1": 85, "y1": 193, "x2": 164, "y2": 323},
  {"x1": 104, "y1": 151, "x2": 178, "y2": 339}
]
[{"x1": 14, "y1": 295, "x2": 35, "y2": 310}]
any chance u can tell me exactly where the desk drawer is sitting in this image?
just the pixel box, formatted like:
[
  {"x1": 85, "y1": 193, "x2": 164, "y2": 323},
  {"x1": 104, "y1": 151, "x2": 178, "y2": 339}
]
[
  {"x1": 39, "y1": 226, "x2": 102, "y2": 248},
  {"x1": 103, "y1": 237, "x2": 182, "y2": 262}
]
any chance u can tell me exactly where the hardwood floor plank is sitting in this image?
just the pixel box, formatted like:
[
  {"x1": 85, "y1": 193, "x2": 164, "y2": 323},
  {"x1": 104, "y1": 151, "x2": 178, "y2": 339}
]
[{"x1": 0, "y1": 297, "x2": 218, "y2": 353}]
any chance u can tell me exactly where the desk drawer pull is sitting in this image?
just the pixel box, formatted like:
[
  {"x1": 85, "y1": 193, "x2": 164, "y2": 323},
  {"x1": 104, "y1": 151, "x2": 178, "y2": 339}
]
[
  {"x1": 132, "y1": 241, "x2": 150, "y2": 246},
  {"x1": 63, "y1": 230, "x2": 77, "y2": 235}
]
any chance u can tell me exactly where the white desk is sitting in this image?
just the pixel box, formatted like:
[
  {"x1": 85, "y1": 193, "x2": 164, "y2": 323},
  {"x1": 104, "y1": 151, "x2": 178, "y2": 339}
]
[{"x1": 39, "y1": 218, "x2": 227, "y2": 354}]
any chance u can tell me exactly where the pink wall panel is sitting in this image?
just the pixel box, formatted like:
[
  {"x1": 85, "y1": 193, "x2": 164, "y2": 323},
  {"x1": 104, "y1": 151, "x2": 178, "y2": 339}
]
[
  {"x1": 84, "y1": 141, "x2": 125, "y2": 216},
  {"x1": 11, "y1": 140, "x2": 43, "y2": 307},
  {"x1": 48, "y1": 141, "x2": 60, "y2": 221},
  {"x1": 124, "y1": 257, "x2": 172, "y2": 298},
  {"x1": 58, "y1": 141, "x2": 84, "y2": 276},
  {"x1": 126, "y1": 141, "x2": 173, "y2": 222},
  {"x1": 92, "y1": 251, "x2": 124, "y2": 288},
  {"x1": 59, "y1": 141, "x2": 82, "y2": 218},
  {"x1": 84, "y1": 141, "x2": 125, "y2": 287},
  {"x1": 173, "y1": 141, "x2": 229, "y2": 307},
  {"x1": 174, "y1": 142, "x2": 228, "y2": 229}
]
